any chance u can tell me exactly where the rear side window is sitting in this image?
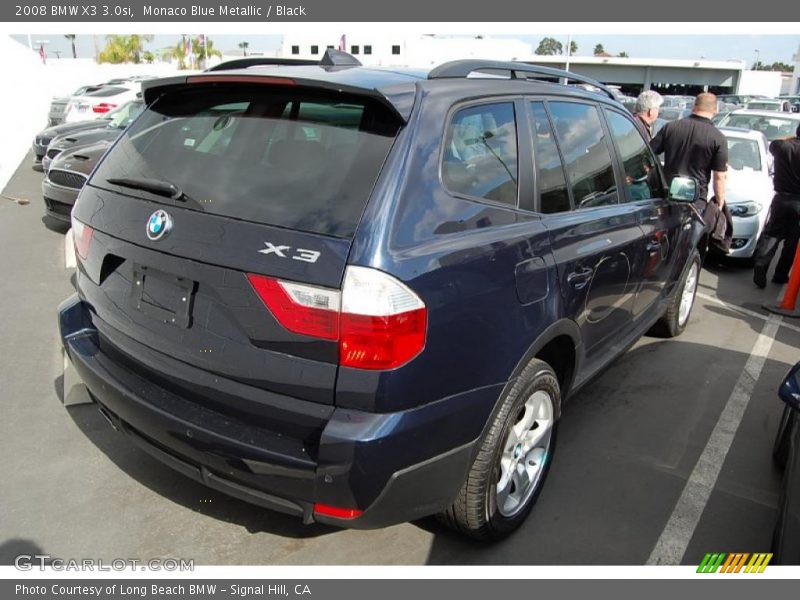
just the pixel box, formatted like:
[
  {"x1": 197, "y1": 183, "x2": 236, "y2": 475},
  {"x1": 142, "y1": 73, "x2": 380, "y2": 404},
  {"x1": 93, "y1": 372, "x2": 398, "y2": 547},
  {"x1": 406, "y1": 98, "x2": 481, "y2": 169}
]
[
  {"x1": 530, "y1": 102, "x2": 571, "y2": 214},
  {"x1": 442, "y1": 102, "x2": 518, "y2": 206},
  {"x1": 548, "y1": 102, "x2": 618, "y2": 209},
  {"x1": 605, "y1": 109, "x2": 664, "y2": 202},
  {"x1": 90, "y1": 86, "x2": 403, "y2": 238}
]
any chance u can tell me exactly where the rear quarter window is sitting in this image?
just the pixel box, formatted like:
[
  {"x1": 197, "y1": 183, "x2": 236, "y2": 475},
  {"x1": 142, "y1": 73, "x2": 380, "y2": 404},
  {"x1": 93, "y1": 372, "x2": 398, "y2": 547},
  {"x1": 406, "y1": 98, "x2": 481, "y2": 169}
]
[{"x1": 441, "y1": 102, "x2": 518, "y2": 206}]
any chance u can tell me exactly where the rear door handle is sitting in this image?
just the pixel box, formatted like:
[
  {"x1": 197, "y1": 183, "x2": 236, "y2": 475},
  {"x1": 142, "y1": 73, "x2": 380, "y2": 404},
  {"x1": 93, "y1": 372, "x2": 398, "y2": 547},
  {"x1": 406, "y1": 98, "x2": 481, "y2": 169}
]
[{"x1": 567, "y1": 267, "x2": 593, "y2": 290}]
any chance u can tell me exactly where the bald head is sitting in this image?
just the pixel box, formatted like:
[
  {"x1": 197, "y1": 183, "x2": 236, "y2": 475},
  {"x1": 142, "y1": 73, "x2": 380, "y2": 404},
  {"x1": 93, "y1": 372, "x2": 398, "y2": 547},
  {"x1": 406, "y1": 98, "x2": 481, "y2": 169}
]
[{"x1": 693, "y1": 93, "x2": 718, "y2": 115}]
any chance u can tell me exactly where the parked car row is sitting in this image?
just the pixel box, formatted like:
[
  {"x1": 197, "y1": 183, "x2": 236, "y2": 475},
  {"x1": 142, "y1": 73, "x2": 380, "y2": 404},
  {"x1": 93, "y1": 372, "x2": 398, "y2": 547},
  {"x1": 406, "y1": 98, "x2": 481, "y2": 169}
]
[
  {"x1": 46, "y1": 75, "x2": 152, "y2": 127},
  {"x1": 34, "y1": 97, "x2": 145, "y2": 222}
]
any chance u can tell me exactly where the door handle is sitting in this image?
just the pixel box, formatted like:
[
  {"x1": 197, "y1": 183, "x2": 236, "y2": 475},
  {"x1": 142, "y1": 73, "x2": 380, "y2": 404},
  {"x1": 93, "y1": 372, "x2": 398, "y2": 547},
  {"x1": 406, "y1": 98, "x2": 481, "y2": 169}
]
[
  {"x1": 567, "y1": 267, "x2": 593, "y2": 290},
  {"x1": 646, "y1": 240, "x2": 662, "y2": 253}
]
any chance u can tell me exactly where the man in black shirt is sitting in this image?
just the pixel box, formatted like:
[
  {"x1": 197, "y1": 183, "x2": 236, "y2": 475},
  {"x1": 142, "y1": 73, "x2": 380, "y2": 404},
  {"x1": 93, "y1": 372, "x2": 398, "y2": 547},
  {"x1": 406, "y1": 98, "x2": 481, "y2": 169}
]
[
  {"x1": 651, "y1": 93, "x2": 728, "y2": 212},
  {"x1": 752, "y1": 123, "x2": 800, "y2": 288}
]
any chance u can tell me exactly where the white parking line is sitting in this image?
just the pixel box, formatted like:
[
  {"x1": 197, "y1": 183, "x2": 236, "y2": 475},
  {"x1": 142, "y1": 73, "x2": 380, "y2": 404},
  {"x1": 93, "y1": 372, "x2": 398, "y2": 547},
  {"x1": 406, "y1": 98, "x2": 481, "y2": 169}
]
[
  {"x1": 646, "y1": 288, "x2": 784, "y2": 565},
  {"x1": 65, "y1": 227, "x2": 75, "y2": 269},
  {"x1": 696, "y1": 291, "x2": 800, "y2": 336}
]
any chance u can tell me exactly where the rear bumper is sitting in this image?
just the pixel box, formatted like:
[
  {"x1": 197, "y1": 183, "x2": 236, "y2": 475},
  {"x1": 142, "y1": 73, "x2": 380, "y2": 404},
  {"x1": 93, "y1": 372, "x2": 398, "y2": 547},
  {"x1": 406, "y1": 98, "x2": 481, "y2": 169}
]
[
  {"x1": 42, "y1": 177, "x2": 78, "y2": 222},
  {"x1": 59, "y1": 295, "x2": 491, "y2": 528}
]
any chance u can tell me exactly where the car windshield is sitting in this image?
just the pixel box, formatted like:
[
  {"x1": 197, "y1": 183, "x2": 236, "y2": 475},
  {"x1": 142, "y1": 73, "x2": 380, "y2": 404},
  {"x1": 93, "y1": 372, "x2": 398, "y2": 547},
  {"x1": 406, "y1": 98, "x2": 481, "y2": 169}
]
[
  {"x1": 724, "y1": 137, "x2": 762, "y2": 171},
  {"x1": 90, "y1": 85, "x2": 403, "y2": 238},
  {"x1": 721, "y1": 114, "x2": 799, "y2": 140}
]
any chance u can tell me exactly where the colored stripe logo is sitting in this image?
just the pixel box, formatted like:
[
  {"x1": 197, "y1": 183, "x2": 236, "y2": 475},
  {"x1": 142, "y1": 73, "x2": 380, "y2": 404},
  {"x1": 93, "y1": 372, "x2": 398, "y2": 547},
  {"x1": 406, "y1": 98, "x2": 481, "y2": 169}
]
[{"x1": 697, "y1": 552, "x2": 772, "y2": 573}]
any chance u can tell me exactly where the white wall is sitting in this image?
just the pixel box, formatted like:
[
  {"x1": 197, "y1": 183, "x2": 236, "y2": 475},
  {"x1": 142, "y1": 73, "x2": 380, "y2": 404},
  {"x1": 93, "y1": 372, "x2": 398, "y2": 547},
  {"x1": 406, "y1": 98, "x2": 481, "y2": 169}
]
[
  {"x1": 738, "y1": 69, "x2": 784, "y2": 97},
  {"x1": 0, "y1": 35, "x2": 187, "y2": 193}
]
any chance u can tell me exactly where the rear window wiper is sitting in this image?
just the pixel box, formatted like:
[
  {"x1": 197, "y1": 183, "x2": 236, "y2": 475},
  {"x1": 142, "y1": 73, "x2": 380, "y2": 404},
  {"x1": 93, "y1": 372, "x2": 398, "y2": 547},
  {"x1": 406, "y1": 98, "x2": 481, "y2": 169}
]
[{"x1": 106, "y1": 177, "x2": 188, "y2": 201}]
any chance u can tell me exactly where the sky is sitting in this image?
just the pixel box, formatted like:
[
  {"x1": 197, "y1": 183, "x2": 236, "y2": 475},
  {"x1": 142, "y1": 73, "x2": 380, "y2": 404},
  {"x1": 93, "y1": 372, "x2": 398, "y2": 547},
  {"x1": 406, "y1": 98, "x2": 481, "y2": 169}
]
[{"x1": 9, "y1": 33, "x2": 800, "y2": 66}]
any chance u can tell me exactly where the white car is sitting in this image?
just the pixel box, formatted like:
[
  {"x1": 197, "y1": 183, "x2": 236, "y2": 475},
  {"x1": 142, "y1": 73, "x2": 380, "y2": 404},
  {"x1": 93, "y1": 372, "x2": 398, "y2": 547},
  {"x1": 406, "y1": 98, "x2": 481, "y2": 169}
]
[
  {"x1": 745, "y1": 99, "x2": 794, "y2": 113},
  {"x1": 62, "y1": 84, "x2": 140, "y2": 123},
  {"x1": 712, "y1": 127, "x2": 774, "y2": 259},
  {"x1": 716, "y1": 109, "x2": 800, "y2": 141}
]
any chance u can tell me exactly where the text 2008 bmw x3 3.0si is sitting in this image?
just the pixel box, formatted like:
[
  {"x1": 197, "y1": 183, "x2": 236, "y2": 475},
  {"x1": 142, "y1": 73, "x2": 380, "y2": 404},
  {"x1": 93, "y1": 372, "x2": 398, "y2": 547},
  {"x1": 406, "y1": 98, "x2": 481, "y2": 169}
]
[{"x1": 59, "y1": 50, "x2": 705, "y2": 540}]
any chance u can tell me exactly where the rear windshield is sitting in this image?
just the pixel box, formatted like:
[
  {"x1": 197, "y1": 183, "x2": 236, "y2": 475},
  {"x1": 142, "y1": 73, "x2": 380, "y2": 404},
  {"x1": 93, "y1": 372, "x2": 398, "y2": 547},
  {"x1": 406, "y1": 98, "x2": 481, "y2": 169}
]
[
  {"x1": 87, "y1": 86, "x2": 129, "y2": 97},
  {"x1": 90, "y1": 85, "x2": 403, "y2": 238},
  {"x1": 722, "y1": 115, "x2": 798, "y2": 140}
]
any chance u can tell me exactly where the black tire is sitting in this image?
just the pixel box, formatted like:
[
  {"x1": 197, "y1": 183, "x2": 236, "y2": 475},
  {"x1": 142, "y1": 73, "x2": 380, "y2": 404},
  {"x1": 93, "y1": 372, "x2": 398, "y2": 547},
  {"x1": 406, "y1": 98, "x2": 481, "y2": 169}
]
[
  {"x1": 773, "y1": 405, "x2": 795, "y2": 469},
  {"x1": 439, "y1": 358, "x2": 560, "y2": 541},
  {"x1": 650, "y1": 250, "x2": 701, "y2": 338}
]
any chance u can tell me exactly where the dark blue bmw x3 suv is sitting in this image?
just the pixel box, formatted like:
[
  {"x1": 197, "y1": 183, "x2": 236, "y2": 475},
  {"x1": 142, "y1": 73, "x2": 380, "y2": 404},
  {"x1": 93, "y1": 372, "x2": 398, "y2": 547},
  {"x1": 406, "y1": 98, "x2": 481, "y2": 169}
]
[{"x1": 59, "y1": 52, "x2": 705, "y2": 540}]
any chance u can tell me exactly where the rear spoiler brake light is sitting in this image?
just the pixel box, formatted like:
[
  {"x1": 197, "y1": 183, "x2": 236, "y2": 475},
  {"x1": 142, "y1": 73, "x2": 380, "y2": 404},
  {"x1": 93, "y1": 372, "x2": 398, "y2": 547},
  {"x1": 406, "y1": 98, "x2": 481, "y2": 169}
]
[{"x1": 186, "y1": 75, "x2": 296, "y2": 86}]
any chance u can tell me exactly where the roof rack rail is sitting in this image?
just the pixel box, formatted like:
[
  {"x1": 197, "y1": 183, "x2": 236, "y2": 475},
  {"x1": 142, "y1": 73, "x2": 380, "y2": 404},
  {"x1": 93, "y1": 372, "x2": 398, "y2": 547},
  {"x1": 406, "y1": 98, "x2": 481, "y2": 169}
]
[
  {"x1": 428, "y1": 60, "x2": 617, "y2": 101},
  {"x1": 205, "y1": 57, "x2": 319, "y2": 72}
]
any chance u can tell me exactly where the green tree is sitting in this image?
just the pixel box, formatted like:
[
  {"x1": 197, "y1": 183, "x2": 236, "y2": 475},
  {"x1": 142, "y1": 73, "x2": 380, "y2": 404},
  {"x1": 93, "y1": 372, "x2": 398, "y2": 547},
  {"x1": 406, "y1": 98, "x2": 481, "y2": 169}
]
[
  {"x1": 168, "y1": 36, "x2": 189, "y2": 70},
  {"x1": 191, "y1": 36, "x2": 223, "y2": 69},
  {"x1": 64, "y1": 34, "x2": 77, "y2": 59},
  {"x1": 618, "y1": 51, "x2": 629, "y2": 58},
  {"x1": 142, "y1": 50, "x2": 154, "y2": 64},
  {"x1": 569, "y1": 40, "x2": 578, "y2": 55},
  {"x1": 238, "y1": 41, "x2": 249, "y2": 57},
  {"x1": 593, "y1": 43, "x2": 605, "y2": 56},
  {"x1": 535, "y1": 37, "x2": 563, "y2": 56},
  {"x1": 97, "y1": 34, "x2": 153, "y2": 64}
]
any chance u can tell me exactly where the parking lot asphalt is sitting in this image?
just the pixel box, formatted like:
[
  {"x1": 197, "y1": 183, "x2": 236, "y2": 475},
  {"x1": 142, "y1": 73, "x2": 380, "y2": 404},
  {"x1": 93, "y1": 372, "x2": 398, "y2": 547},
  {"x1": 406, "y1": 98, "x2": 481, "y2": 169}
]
[{"x1": 1, "y1": 151, "x2": 797, "y2": 566}]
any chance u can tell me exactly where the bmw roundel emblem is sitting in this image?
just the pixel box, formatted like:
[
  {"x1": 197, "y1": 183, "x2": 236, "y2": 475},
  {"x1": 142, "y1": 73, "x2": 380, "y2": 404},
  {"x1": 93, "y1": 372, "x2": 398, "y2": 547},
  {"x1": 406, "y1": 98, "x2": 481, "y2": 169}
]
[{"x1": 146, "y1": 209, "x2": 173, "y2": 241}]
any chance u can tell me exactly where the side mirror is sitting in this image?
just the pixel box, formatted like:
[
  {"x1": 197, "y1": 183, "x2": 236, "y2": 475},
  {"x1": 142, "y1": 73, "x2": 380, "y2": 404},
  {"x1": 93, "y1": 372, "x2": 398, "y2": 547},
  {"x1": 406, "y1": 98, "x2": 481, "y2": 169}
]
[
  {"x1": 668, "y1": 176, "x2": 699, "y2": 203},
  {"x1": 779, "y1": 362, "x2": 800, "y2": 411}
]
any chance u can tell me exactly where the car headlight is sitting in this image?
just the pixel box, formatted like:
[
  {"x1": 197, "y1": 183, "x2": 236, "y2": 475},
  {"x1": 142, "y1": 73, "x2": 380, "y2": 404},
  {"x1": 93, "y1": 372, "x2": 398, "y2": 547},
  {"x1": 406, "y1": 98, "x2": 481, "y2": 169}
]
[{"x1": 728, "y1": 201, "x2": 762, "y2": 217}]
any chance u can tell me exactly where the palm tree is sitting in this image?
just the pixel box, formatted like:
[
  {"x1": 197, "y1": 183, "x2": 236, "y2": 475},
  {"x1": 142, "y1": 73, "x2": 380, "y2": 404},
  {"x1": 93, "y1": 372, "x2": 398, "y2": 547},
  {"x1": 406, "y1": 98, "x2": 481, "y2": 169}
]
[
  {"x1": 64, "y1": 34, "x2": 77, "y2": 59},
  {"x1": 238, "y1": 41, "x2": 249, "y2": 57},
  {"x1": 191, "y1": 36, "x2": 222, "y2": 69},
  {"x1": 97, "y1": 34, "x2": 154, "y2": 64},
  {"x1": 168, "y1": 36, "x2": 188, "y2": 70}
]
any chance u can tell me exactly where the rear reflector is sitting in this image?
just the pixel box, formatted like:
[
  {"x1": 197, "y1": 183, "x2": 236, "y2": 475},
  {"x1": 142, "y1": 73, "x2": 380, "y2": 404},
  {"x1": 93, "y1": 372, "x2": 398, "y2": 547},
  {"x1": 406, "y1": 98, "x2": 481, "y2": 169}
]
[
  {"x1": 72, "y1": 218, "x2": 94, "y2": 260},
  {"x1": 247, "y1": 266, "x2": 427, "y2": 370},
  {"x1": 313, "y1": 503, "x2": 363, "y2": 520},
  {"x1": 92, "y1": 102, "x2": 117, "y2": 114}
]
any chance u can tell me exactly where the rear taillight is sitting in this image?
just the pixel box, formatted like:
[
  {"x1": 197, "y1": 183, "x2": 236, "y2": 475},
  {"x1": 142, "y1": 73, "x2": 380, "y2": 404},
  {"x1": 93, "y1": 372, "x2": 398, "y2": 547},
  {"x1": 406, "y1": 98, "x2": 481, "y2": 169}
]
[
  {"x1": 71, "y1": 217, "x2": 94, "y2": 260},
  {"x1": 339, "y1": 266, "x2": 427, "y2": 370},
  {"x1": 246, "y1": 274, "x2": 340, "y2": 340},
  {"x1": 247, "y1": 266, "x2": 427, "y2": 370},
  {"x1": 92, "y1": 103, "x2": 117, "y2": 114}
]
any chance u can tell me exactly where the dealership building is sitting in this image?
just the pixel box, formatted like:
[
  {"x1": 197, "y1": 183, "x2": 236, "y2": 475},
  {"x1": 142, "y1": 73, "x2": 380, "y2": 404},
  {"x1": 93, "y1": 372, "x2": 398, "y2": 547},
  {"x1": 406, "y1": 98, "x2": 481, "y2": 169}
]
[{"x1": 276, "y1": 34, "x2": 794, "y2": 97}]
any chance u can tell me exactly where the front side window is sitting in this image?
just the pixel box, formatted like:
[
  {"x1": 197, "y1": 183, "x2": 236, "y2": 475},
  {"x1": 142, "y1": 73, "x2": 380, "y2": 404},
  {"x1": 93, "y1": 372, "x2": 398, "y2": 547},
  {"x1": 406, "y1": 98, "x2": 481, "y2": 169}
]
[
  {"x1": 548, "y1": 102, "x2": 618, "y2": 209},
  {"x1": 530, "y1": 102, "x2": 570, "y2": 214},
  {"x1": 605, "y1": 109, "x2": 663, "y2": 202},
  {"x1": 442, "y1": 102, "x2": 518, "y2": 206}
]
